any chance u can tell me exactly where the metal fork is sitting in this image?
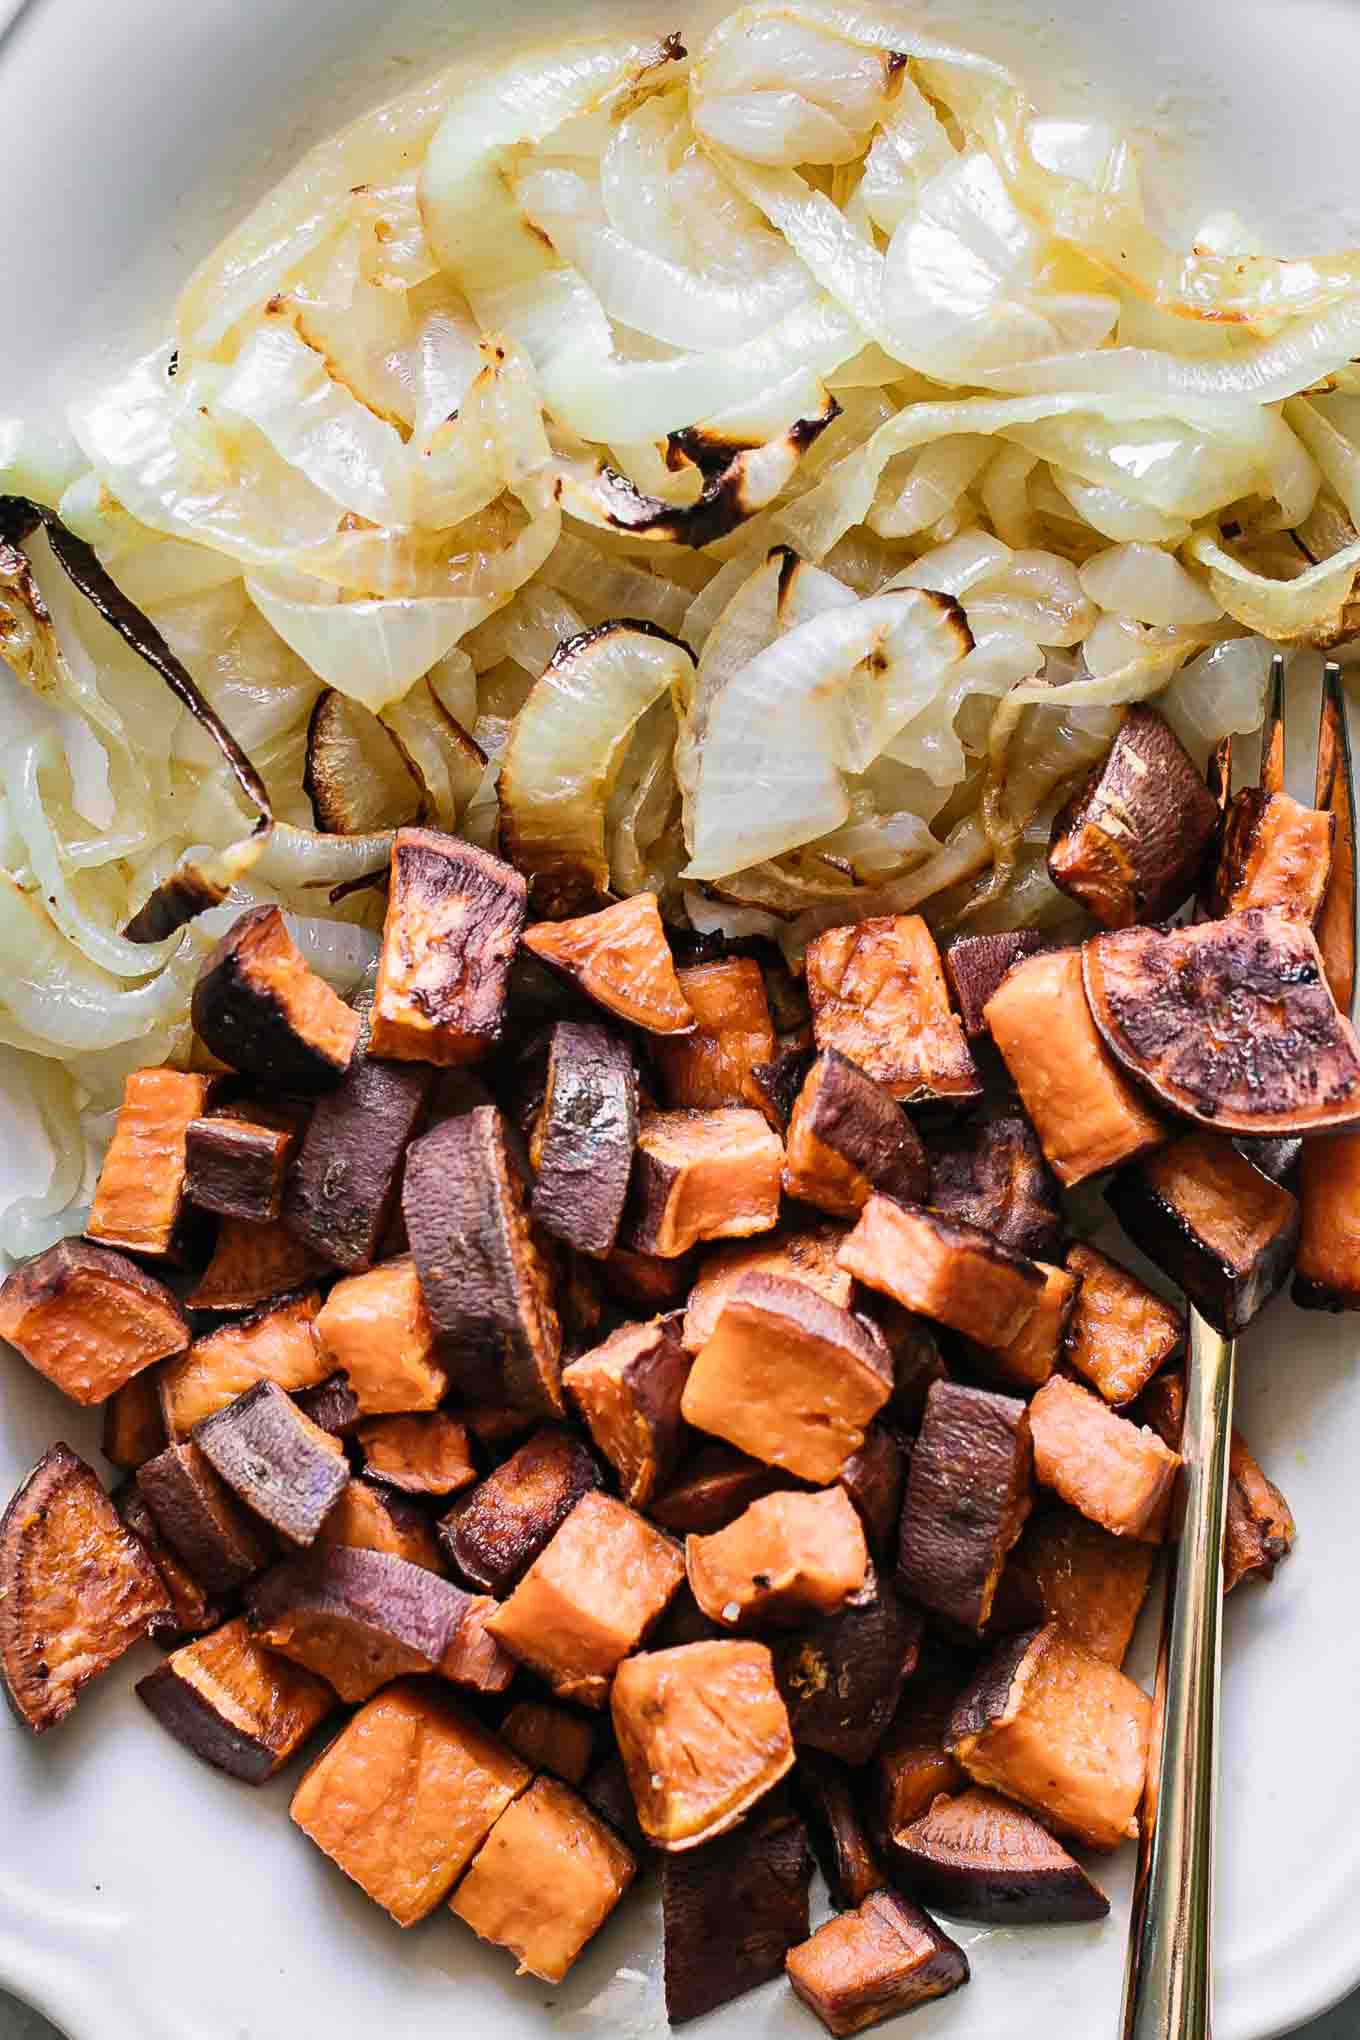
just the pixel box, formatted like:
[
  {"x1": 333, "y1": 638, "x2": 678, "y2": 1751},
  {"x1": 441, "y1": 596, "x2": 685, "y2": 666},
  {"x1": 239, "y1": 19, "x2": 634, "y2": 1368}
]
[{"x1": 1119, "y1": 656, "x2": 1356, "y2": 2040}]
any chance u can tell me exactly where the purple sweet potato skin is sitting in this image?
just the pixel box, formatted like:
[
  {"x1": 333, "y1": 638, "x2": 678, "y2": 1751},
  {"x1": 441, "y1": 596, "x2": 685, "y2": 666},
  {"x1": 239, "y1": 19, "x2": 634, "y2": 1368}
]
[
  {"x1": 194, "y1": 1380, "x2": 349, "y2": 1545},
  {"x1": 437, "y1": 1426, "x2": 600, "y2": 1594}
]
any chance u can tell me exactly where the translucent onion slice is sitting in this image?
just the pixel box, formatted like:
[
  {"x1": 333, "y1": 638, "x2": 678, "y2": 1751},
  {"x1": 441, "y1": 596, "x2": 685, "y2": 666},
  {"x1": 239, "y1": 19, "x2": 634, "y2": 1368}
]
[
  {"x1": 692, "y1": 8, "x2": 901, "y2": 165},
  {"x1": 0, "y1": 870, "x2": 192, "y2": 1053},
  {"x1": 1187, "y1": 528, "x2": 1360, "y2": 639},
  {"x1": 1079, "y1": 544, "x2": 1222, "y2": 627},
  {"x1": 381, "y1": 679, "x2": 486, "y2": 828},
  {"x1": 246, "y1": 575, "x2": 484, "y2": 712}
]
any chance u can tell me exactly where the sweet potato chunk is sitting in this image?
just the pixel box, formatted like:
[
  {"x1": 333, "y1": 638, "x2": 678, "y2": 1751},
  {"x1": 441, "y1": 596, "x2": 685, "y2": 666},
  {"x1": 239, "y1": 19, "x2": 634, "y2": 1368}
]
[
  {"x1": 985, "y1": 948, "x2": 1165, "y2": 1186},
  {"x1": 500, "y1": 1701, "x2": 596, "y2": 1785},
  {"x1": 1062, "y1": 1243, "x2": 1182, "y2": 1405},
  {"x1": 194, "y1": 1380, "x2": 348, "y2": 1546},
  {"x1": 487, "y1": 1491, "x2": 684, "y2": 1706},
  {"x1": 101, "y1": 1370, "x2": 167, "y2": 1470},
  {"x1": 612, "y1": 1639, "x2": 795, "y2": 1849},
  {"x1": 773, "y1": 1571, "x2": 921, "y2": 1765},
  {"x1": 1224, "y1": 1432, "x2": 1296, "y2": 1590},
  {"x1": 1047, "y1": 704, "x2": 1218, "y2": 928},
  {"x1": 976, "y1": 1263, "x2": 1078, "y2": 1393},
  {"x1": 192, "y1": 906, "x2": 360, "y2": 1089},
  {"x1": 782, "y1": 1051, "x2": 928, "y2": 1219},
  {"x1": 805, "y1": 915, "x2": 980, "y2": 1108},
  {"x1": 1295, "y1": 1126, "x2": 1360, "y2": 1308},
  {"x1": 356, "y1": 1411, "x2": 476, "y2": 1498},
  {"x1": 687, "y1": 1487, "x2": 869, "y2": 1631},
  {"x1": 137, "y1": 1616, "x2": 333, "y2": 1782},
  {"x1": 1029, "y1": 1375, "x2": 1178, "y2": 1542},
  {"x1": 839, "y1": 1424, "x2": 907, "y2": 1557},
  {"x1": 160, "y1": 1290, "x2": 327, "y2": 1437},
  {"x1": 185, "y1": 1114, "x2": 294, "y2": 1223},
  {"x1": 117, "y1": 1481, "x2": 221, "y2": 1644},
  {"x1": 797, "y1": 1752, "x2": 885, "y2": 1912},
  {"x1": 562, "y1": 1317, "x2": 691, "y2": 1508},
  {"x1": 402, "y1": 1105, "x2": 562, "y2": 1413},
  {"x1": 438, "y1": 1425, "x2": 600, "y2": 1592},
  {"x1": 603, "y1": 1242, "x2": 697, "y2": 1311},
  {"x1": 839, "y1": 1198, "x2": 1044, "y2": 1352},
  {"x1": 926, "y1": 1114, "x2": 1063, "y2": 1263},
  {"x1": 521, "y1": 892, "x2": 695, "y2": 1033},
  {"x1": 292, "y1": 1372, "x2": 362, "y2": 1441},
  {"x1": 662, "y1": 1804, "x2": 812, "y2": 2022},
  {"x1": 1008, "y1": 1504, "x2": 1156, "y2": 1666},
  {"x1": 785, "y1": 1888, "x2": 969, "y2": 2036},
  {"x1": 0, "y1": 1239, "x2": 187, "y2": 1405},
  {"x1": 682, "y1": 1225, "x2": 852, "y2": 1351},
  {"x1": 1107, "y1": 1131, "x2": 1299, "y2": 1336},
  {"x1": 887, "y1": 1786, "x2": 1109, "y2": 1925},
  {"x1": 137, "y1": 1441, "x2": 274, "y2": 1594},
  {"x1": 316, "y1": 1478, "x2": 443, "y2": 1572},
  {"x1": 947, "y1": 1623, "x2": 1152, "y2": 1851},
  {"x1": 370, "y1": 829, "x2": 526, "y2": 1065},
  {"x1": 1214, "y1": 787, "x2": 1334, "y2": 923},
  {"x1": 291, "y1": 1680, "x2": 530, "y2": 1924},
  {"x1": 942, "y1": 930, "x2": 1050, "y2": 1040},
  {"x1": 649, "y1": 1445, "x2": 788, "y2": 1535},
  {"x1": 875, "y1": 1667, "x2": 965, "y2": 1834},
  {"x1": 529, "y1": 1019, "x2": 638, "y2": 1258},
  {"x1": 451, "y1": 1773, "x2": 636, "y2": 1982},
  {"x1": 0, "y1": 1443, "x2": 171, "y2": 1731},
  {"x1": 898, "y1": 1382, "x2": 1033, "y2": 1632},
  {"x1": 681, "y1": 1274, "x2": 892, "y2": 1484},
  {"x1": 654, "y1": 957, "x2": 777, "y2": 1118},
  {"x1": 624, "y1": 1107, "x2": 783, "y2": 1257},
  {"x1": 316, "y1": 1258, "x2": 446, "y2": 1416},
  {"x1": 88, "y1": 1067, "x2": 217, "y2": 1256},
  {"x1": 186, "y1": 1218, "x2": 330, "y2": 1313}
]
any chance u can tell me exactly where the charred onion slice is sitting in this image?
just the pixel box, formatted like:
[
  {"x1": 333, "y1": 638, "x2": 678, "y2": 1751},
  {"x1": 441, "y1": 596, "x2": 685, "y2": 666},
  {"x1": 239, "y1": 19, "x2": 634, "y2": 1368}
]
[
  {"x1": 305, "y1": 689, "x2": 426, "y2": 834},
  {"x1": 1083, "y1": 908, "x2": 1360, "y2": 1136}
]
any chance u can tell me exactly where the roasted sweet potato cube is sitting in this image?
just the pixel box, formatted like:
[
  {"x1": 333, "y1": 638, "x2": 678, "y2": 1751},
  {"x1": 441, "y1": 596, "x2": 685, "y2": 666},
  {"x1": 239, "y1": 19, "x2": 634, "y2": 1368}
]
[
  {"x1": 282, "y1": 1020, "x2": 435, "y2": 1272},
  {"x1": 160, "y1": 1290, "x2": 327, "y2": 1437},
  {"x1": 562, "y1": 1317, "x2": 691, "y2": 1508},
  {"x1": 805, "y1": 915, "x2": 980, "y2": 1108},
  {"x1": 500, "y1": 1701, "x2": 596, "y2": 1785},
  {"x1": 1008, "y1": 1504, "x2": 1156, "y2": 1667},
  {"x1": 782, "y1": 1051, "x2": 928, "y2": 1219},
  {"x1": 116, "y1": 1482, "x2": 223, "y2": 1643},
  {"x1": 947, "y1": 1623, "x2": 1152, "y2": 1851},
  {"x1": 875, "y1": 1667, "x2": 965, "y2": 1834},
  {"x1": 185, "y1": 1114, "x2": 294, "y2": 1223},
  {"x1": 137, "y1": 1441, "x2": 274, "y2": 1594},
  {"x1": 785, "y1": 1888, "x2": 969, "y2": 2036},
  {"x1": 356, "y1": 1411, "x2": 476, "y2": 1497},
  {"x1": 315, "y1": 1258, "x2": 446, "y2": 1416},
  {"x1": 974, "y1": 1263, "x2": 1078, "y2": 1393},
  {"x1": 654, "y1": 957, "x2": 777, "y2": 1118},
  {"x1": 1063, "y1": 1243, "x2": 1182, "y2": 1406},
  {"x1": 137, "y1": 1615, "x2": 334, "y2": 1782},
  {"x1": 796, "y1": 1752, "x2": 885, "y2": 1912},
  {"x1": 316, "y1": 1478, "x2": 443, "y2": 1572},
  {"x1": 292, "y1": 1372, "x2": 362, "y2": 1441},
  {"x1": 926, "y1": 1113, "x2": 1063, "y2": 1263},
  {"x1": 1029, "y1": 1375, "x2": 1178, "y2": 1542},
  {"x1": 194, "y1": 1380, "x2": 348, "y2": 1547},
  {"x1": 898, "y1": 1382, "x2": 1033, "y2": 1632},
  {"x1": 687, "y1": 1487, "x2": 869, "y2": 1631},
  {"x1": 612, "y1": 1639, "x2": 795, "y2": 1849},
  {"x1": 624, "y1": 1107, "x2": 783, "y2": 1258},
  {"x1": 437, "y1": 1425, "x2": 600, "y2": 1592},
  {"x1": 682, "y1": 1225, "x2": 852, "y2": 1352},
  {"x1": 521, "y1": 892, "x2": 695, "y2": 1034},
  {"x1": 838, "y1": 1424, "x2": 907, "y2": 1557},
  {"x1": 773, "y1": 1571, "x2": 921, "y2": 1765},
  {"x1": 681, "y1": 1274, "x2": 893, "y2": 1484},
  {"x1": 662, "y1": 1804, "x2": 812, "y2": 2022},
  {"x1": 451, "y1": 1773, "x2": 635, "y2": 1982},
  {"x1": 192, "y1": 906, "x2": 360, "y2": 1090},
  {"x1": 530, "y1": 1020, "x2": 639, "y2": 1257},
  {"x1": 984, "y1": 948, "x2": 1166, "y2": 1187},
  {"x1": 839, "y1": 1198, "x2": 1044, "y2": 1352},
  {"x1": 101, "y1": 1370, "x2": 167, "y2": 1471},
  {"x1": 0, "y1": 1443, "x2": 171, "y2": 1731},
  {"x1": 751, "y1": 1035, "x2": 816, "y2": 1132},
  {"x1": 291, "y1": 1679, "x2": 530, "y2": 1924},
  {"x1": 603, "y1": 1242, "x2": 697, "y2": 1311},
  {"x1": 1224, "y1": 1431, "x2": 1296, "y2": 1590},
  {"x1": 886, "y1": 1785, "x2": 1109, "y2": 1925},
  {"x1": 1047, "y1": 704, "x2": 1219, "y2": 928},
  {"x1": 370, "y1": 829, "x2": 526, "y2": 1065},
  {"x1": 402, "y1": 1105, "x2": 562, "y2": 1413},
  {"x1": 942, "y1": 931, "x2": 1050, "y2": 1040},
  {"x1": 88, "y1": 1067, "x2": 218, "y2": 1257},
  {"x1": 487, "y1": 1491, "x2": 684, "y2": 1706},
  {"x1": 186, "y1": 1219, "x2": 331, "y2": 1313},
  {"x1": 0, "y1": 1239, "x2": 187, "y2": 1405},
  {"x1": 649, "y1": 1445, "x2": 788, "y2": 1535},
  {"x1": 1107, "y1": 1131, "x2": 1299, "y2": 1336},
  {"x1": 1295, "y1": 1125, "x2": 1360, "y2": 1308},
  {"x1": 1214, "y1": 786, "x2": 1335, "y2": 922},
  {"x1": 865, "y1": 1303, "x2": 950, "y2": 1427}
]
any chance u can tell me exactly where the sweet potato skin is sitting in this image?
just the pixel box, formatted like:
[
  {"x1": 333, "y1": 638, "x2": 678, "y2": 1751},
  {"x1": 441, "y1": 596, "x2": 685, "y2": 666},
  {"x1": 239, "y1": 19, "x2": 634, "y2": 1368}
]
[
  {"x1": 782, "y1": 1051, "x2": 928, "y2": 1219},
  {"x1": 194, "y1": 1380, "x2": 349, "y2": 1546},
  {"x1": 136, "y1": 1440, "x2": 274, "y2": 1595},
  {"x1": 943, "y1": 931, "x2": 1050, "y2": 1039},
  {"x1": 186, "y1": 1219, "x2": 330, "y2": 1313},
  {"x1": 926, "y1": 1114, "x2": 1063, "y2": 1264},
  {"x1": 500, "y1": 1701, "x2": 596, "y2": 1786},
  {"x1": 438, "y1": 1425, "x2": 600, "y2": 1593},
  {"x1": 1048, "y1": 704, "x2": 1218, "y2": 928},
  {"x1": 371, "y1": 829, "x2": 527, "y2": 1065},
  {"x1": 530, "y1": 1020, "x2": 639, "y2": 1257},
  {"x1": 137, "y1": 1615, "x2": 334, "y2": 1782},
  {"x1": 838, "y1": 1198, "x2": 1044, "y2": 1353},
  {"x1": 0, "y1": 1239, "x2": 188, "y2": 1405},
  {"x1": 773, "y1": 1571, "x2": 921, "y2": 1766},
  {"x1": 101, "y1": 1371, "x2": 168, "y2": 1471},
  {"x1": 662, "y1": 1805, "x2": 812, "y2": 2022},
  {"x1": 192, "y1": 905, "x2": 360, "y2": 1090},
  {"x1": 563, "y1": 1316, "x2": 692, "y2": 1508},
  {"x1": 785, "y1": 1888, "x2": 969, "y2": 2036},
  {"x1": 681, "y1": 1225, "x2": 852, "y2": 1352},
  {"x1": 184, "y1": 1115, "x2": 294, "y2": 1223},
  {"x1": 88, "y1": 1068, "x2": 218, "y2": 1257},
  {"x1": 898, "y1": 1382, "x2": 1033, "y2": 1632},
  {"x1": 315, "y1": 1477, "x2": 443, "y2": 1572},
  {"x1": 805, "y1": 915, "x2": 980, "y2": 1108}
]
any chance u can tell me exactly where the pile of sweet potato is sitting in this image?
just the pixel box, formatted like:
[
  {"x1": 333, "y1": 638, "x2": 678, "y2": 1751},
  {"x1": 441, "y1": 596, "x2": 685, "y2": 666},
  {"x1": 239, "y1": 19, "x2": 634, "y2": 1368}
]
[{"x1": 0, "y1": 691, "x2": 1347, "y2": 2031}]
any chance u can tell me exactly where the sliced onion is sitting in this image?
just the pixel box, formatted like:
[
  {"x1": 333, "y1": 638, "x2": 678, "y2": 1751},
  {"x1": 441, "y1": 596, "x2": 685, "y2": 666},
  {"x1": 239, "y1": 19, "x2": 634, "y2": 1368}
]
[
  {"x1": 1187, "y1": 528, "x2": 1360, "y2": 639},
  {"x1": 381, "y1": 679, "x2": 486, "y2": 827},
  {"x1": 1048, "y1": 468, "x2": 1191, "y2": 545},
  {"x1": 304, "y1": 690, "x2": 426, "y2": 833},
  {"x1": 246, "y1": 574, "x2": 482, "y2": 711},
  {"x1": 0, "y1": 870, "x2": 192, "y2": 1052},
  {"x1": 1079, "y1": 544, "x2": 1222, "y2": 626}
]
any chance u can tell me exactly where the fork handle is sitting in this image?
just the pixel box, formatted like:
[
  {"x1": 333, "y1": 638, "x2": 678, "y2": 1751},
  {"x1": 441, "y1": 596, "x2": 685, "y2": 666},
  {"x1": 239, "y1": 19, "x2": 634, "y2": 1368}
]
[{"x1": 1120, "y1": 1309, "x2": 1237, "y2": 2040}]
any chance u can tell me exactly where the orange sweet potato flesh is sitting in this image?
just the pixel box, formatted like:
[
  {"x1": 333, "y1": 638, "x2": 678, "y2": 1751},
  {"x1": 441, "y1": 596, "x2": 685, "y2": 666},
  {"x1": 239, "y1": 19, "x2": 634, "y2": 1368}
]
[
  {"x1": 136, "y1": 1615, "x2": 334, "y2": 1782},
  {"x1": 87, "y1": 1068, "x2": 217, "y2": 1257},
  {"x1": 625, "y1": 1108, "x2": 784, "y2": 1257},
  {"x1": 1224, "y1": 1434, "x2": 1296, "y2": 1592},
  {"x1": 0, "y1": 1240, "x2": 188, "y2": 1405},
  {"x1": 451, "y1": 1774, "x2": 636, "y2": 1981},
  {"x1": 1295, "y1": 1124, "x2": 1360, "y2": 1308},
  {"x1": 980, "y1": 1264, "x2": 1078, "y2": 1393},
  {"x1": 186, "y1": 1218, "x2": 332, "y2": 1313},
  {"x1": 500, "y1": 1701, "x2": 596, "y2": 1786},
  {"x1": 838, "y1": 1198, "x2": 1043, "y2": 1352},
  {"x1": 687, "y1": 1487, "x2": 869, "y2": 1630},
  {"x1": 1063, "y1": 1245, "x2": 1182, "y2": 1407},
  {"x1": 291, "y1": 1679, "x2": 530, "y2": 1924},
  {"x1": 1215, "y1": 788, "x2": 1334, "y2": 923},
  {"x1": 159, "y1": 1291, "x2": 327, "y2": 1437},
  {"x1": 1009, "y1": 1506, "x2": 1156, "y2": 1667},
  {"x1": 984, "y1": 949, "x2": 1165, "y2": 1187},
  {"x1": 654, "y1": 958, "x2": 777, "y2": 1117},
  {"x1": 875, "y1": 1670, "x2": 965, "y2": 1833},
  {"x1": 356, "y1": 1412, "x2": 477, "y2": 1497},
  {"x1": 611, "y1": 1639, "x2": 795, "y2": 1849},
  {"x1": 316, "y1": 1480, "x2": 443, "y2": 1572},
  {"x1": 682, "y1": 1226, "x2": 852, "y2": 1352},
  {"x1": 102, "y1": 1370, "x2": 168, "y2": 1470},
  {"x1": 370, "y1": 830, "x2": 526, "y2": 1066},
  {"x1": 948, "y1": 1624, "x2": 1152, "y2": 1851},
  {"x1": 785, "y1": 1889, "x2": 969, "y2": 2036},
  {"x1": 522, "y1": 892, "x2": 694, "y2": 1034},
  {"x1": 192, "y1": 906, "x2": 361, "y2": 1090},
  {"x1": 805, "y1": 914, "x2": 980, "y2": 1107},
  {"x1": 1029, "y1": 1376, "x2": 1179, "y2": 1542},
  {"x1": 316, "y1": 1259, "x2": 447, "y2": 1416}
]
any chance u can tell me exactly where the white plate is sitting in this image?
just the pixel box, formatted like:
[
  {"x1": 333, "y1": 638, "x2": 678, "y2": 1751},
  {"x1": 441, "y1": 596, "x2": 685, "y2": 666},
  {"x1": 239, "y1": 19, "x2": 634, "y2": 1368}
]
[{"x1": 2, "y1": 1, "x2": 1360, "y2": 2037}]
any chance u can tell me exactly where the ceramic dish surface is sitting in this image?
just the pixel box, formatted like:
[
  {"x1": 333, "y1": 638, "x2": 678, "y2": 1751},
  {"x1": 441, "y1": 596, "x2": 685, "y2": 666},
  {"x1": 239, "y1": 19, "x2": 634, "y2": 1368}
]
[{"x1": 2, "y1": 0, "x2": 1360, "y2": 2036}]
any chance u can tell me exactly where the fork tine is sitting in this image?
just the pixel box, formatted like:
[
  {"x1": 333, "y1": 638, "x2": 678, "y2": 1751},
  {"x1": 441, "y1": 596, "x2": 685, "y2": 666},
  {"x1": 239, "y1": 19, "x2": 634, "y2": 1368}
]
[
  {"x1": 1314, "y1": 660, "x2": 1357, "y2": 1018},
  {"x1": 1206, "y1": 733, "x2": 1233, "y2": 809},
  {"x1": 1260, "y1": 652, "x2": 1287, "y2": 796}
]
